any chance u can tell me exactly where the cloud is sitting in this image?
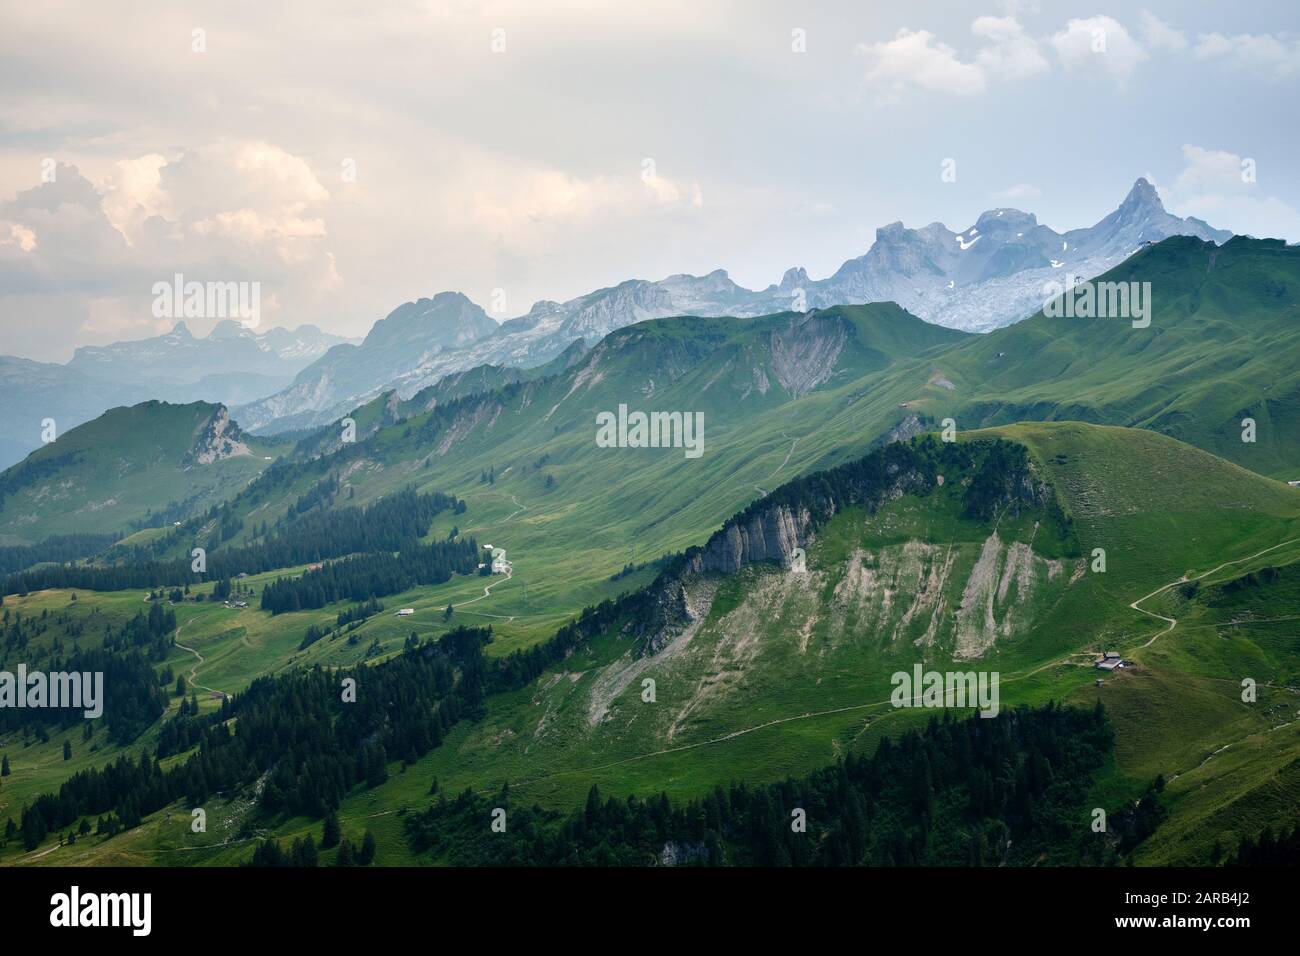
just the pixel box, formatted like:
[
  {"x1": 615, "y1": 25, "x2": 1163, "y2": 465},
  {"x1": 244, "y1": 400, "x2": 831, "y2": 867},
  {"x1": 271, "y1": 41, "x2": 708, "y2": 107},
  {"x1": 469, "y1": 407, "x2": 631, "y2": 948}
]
[
  {"x1": 0, "y1": 143, "x2": 341, "y2": 356},
  {"x1": 859, "y1": 29, "x2": 987, "y2": 104},
  {"x1": 1137, "y1": 10, "x2": 1187, "y2": 53},
  {"x1": 859, "y1": 17, "x2": 1048, "y2": 104},
  {"x1": 1193, "y1": 32, "x2": 1300, "y2": 79},
  {"x1": 1050, "y1": 16, "x2": 1148, "y2": 81},
  {"x1": 973, "y1": 16, "x2": 1050, "y2": 81},
  {"x1": 1165, "y1": 144, "x2": 1300, "y2": 241}
]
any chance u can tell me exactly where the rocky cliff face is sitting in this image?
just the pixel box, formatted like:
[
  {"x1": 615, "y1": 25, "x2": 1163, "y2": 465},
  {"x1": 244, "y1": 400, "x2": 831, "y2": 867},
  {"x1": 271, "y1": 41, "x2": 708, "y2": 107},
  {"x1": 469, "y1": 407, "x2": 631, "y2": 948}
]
[
  {"x1": 186, "y1": 406, "x2": 251, "y2": 465},
  {"x1": 768, "y1": 312, "x2": 848, "y2": 397},
  {"x1": 629, "y1": 439, "x2": 1060, "y2": 657},
  {"x1": 691, "y1": 503, "x2": 811, "y2": 576}
]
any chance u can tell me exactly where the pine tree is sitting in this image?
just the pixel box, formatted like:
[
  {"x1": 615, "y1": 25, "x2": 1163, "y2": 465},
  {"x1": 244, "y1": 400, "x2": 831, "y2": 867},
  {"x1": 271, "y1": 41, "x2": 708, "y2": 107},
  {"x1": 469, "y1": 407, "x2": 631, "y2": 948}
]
[
  {"x1": 359, "y1": 830, "x2": 376, "y2": 865},
  {"x1": 321, "y1": 811, "x2": 341, "y2": 849},
  {"x1": 1, "y1": 754, "x2": 9, "y2": 776},
  {"x1": 335, "y1": 839, "x2": 355, "y2": 867},
  {"x1": 63, "y1": 740, "x2": 72, "y2": 761}
]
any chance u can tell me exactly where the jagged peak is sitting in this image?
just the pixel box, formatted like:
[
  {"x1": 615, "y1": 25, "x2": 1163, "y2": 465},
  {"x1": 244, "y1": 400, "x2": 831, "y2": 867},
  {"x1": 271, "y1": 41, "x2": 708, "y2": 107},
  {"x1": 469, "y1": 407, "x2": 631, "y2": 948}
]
[
  {"x1": 780, "y1": 267, "x2": 809, "y2": 289},
  {"x1": 1120, "y1": 177, "x2": 1164, "y2": 212}
]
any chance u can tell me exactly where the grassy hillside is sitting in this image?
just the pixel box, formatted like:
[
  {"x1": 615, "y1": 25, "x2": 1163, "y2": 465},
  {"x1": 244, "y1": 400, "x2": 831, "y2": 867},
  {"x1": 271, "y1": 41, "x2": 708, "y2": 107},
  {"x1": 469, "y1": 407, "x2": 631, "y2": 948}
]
[
  {"x1": 0, "y1": 401, "x2": 289, "y2": 546},
  {"x1": 377, "y1": 424, "x2": 1294, "y2": 812},
  {"x1": 931, "y1": 237, "x2": 1300, "y2": 479},
  {"x1": 128, "y1": 236, "x2": 1298, "y2": 671},
  {"x1": 4, "y1": 425, "x2": 1297, "y2": 867}
]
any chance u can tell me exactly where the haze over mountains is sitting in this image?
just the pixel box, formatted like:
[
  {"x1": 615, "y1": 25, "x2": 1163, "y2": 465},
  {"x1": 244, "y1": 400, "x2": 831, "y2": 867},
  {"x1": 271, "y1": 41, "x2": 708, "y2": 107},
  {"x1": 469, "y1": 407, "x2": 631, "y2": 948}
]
[
  {"x1": 233, "y1": 178, "x2": 1230, "y2": 433},
  {"x1": 0, "y1": 176, "x2": 1234, "y2": 457},
  {"x1": 0, "y1": 321, "x2": 354, "y2": 469}
]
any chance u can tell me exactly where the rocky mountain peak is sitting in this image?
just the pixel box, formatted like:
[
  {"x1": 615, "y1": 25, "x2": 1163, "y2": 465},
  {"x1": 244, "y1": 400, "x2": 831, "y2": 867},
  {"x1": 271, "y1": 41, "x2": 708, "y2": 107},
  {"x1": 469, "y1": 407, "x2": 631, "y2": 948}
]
[
  {"x1": 186, "y1": 405, "x2": 251, "y2": 465},
  {"x1": 780, "y1": 267, "x2": 810, "y2": 290}
]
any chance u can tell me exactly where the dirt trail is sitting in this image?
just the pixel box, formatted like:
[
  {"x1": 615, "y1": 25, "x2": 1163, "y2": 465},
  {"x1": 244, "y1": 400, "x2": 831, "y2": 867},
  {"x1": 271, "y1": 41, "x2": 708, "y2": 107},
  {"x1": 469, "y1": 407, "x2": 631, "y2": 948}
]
[
  {"x1": 173, "y1": 620, "x2": 230, "y2": 699},
  {"x1": 451, "y1": 568, "x2": 515, "y2": 622},
  {"x1": 1131, "y1": 537, "x2": 1300, "y2": 648}
]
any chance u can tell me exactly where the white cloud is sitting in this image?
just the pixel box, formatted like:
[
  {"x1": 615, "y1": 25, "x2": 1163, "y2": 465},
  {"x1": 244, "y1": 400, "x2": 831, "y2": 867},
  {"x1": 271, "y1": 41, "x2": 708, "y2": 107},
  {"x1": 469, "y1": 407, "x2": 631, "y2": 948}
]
[
  {"x1": 1166, "y1": 144, "x2": 1300, "y2": 241},
  {"x1": 973, "y1": 16, "x2": 1050, "y2": 81},
  {"x1": 859, "y1": 17, "x2": 1048, "y2": 104},
  {"x1": 99, "y1": 154, "x2": 167, "y2": 244},
  {"x1": 1137, "y1": 10, "x2": 1187, "y2": 53},
  {"x1": 0, "y1": 143, "x2": 342, "y2": 352},
  {"x1": 1193, "y1": 32, "x2": 1300, "y2": 79},
  {"x1": 859, "y1": 29, "x2": 987, "y2": 104},
  {"x1": 1, "y1": 222, "x2": 38, "y2": 252},
  {"x1": 1049, "y1": 16, "x2": 1148, "y2": 81}
]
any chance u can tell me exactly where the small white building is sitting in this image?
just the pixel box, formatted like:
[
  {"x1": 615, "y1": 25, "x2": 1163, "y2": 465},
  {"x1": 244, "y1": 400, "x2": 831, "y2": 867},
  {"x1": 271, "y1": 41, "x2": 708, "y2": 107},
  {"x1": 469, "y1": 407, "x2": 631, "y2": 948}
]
[{"x1": 397, "y1": 608, "x2": 414, "y2": 617}]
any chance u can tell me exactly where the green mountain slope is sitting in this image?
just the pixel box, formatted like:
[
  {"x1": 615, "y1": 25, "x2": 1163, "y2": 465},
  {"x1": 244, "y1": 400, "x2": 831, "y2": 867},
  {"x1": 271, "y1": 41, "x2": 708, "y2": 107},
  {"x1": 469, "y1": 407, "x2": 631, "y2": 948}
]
[
  {"x1": 926, "y1": 236, "x2": 1300, "y2": 479},
  {"x1": 0, "y1": 401, "x2": 287, "y2": 546},
  {"x1": 400, "y1": 424, "x2": 1300, "y2": 838},
  {"x1": 3, "y1": 423, "x2": 1297, "y2": 868},
  {"x1": 13, "y1": 237, "x2": 1294, "y2": 666}
]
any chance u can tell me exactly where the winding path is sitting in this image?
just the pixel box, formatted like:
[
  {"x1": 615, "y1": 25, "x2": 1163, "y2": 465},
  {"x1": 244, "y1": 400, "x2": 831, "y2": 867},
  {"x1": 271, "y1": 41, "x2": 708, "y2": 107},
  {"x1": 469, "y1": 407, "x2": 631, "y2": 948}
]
[
  {"x1": 173, "y1": 621, "x2": 230, "y2": 699},
  {"x1": 450, "y1": 568, "x2": 516, "y2": 622},
  {"x1": 1131, "y1": 537, "x2": 1300, "y2": 648}
]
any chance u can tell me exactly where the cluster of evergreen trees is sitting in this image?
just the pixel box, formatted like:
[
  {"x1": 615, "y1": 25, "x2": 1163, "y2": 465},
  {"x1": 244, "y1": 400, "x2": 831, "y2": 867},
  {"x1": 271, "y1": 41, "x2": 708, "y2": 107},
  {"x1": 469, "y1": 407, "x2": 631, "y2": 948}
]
[
  {"x1": 245, "y1": 825, "x2": 376, "y2": 867},
  {"x1": 2, "y1": 487, "x2": 464, "y2": 596},
  {"x1": 0, "y1": 533, "x2": 119, "y2": 579},
  {"x1": 259, "y1": 537, "x2": 479, "y2": 614},
  {"x1": 0, "y1": 647, "x2": 165, "y2": 745},
  {"x1": 725, "y1": 435, "x2": 1058, "y2": 548},
  {"x1": 101, "y1": 601, "x2": 177, "y2": 660},
  {"x1": 404, "y1": 703, "x2": 1114, "y2": 866},
  {"x1": 0, "y1": 601, "x2": 171, "y2": 743},
  {"x1": 1227, "y1": 824, "x2": 1300, "y2": 866},
  {"x1": 15, "y1": 627, "x2": 495, "y2": 851}
]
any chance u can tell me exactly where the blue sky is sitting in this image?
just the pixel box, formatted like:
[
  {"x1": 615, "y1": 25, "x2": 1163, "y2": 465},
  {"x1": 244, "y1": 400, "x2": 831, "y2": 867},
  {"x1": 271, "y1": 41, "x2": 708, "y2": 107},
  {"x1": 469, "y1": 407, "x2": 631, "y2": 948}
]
[{"x1": 1, "y1": 0, "x2": 1298, "y2": 360}]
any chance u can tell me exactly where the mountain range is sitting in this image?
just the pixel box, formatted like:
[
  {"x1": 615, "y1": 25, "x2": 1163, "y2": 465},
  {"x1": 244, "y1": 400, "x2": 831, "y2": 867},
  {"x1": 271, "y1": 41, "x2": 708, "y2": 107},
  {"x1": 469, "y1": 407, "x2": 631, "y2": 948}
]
[
  {"x1": 232, "y1": 178, "x2": 1230, "y2": 434},
  {"x1": 0, "y1": 322, "x2": 354, "y2": 469},
  {"x1": 1, "y1": 233, "x2": 1298, "y2": 870}
]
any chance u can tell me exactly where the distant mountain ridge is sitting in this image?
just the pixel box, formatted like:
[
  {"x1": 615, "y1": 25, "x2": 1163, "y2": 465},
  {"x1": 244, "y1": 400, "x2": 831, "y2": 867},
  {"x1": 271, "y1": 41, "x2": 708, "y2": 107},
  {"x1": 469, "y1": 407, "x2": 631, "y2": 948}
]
[
  {"x1": 236, "y1": 178, "x2": 1231, "y2": 433},
  {"x1": 68, "y1": 319, "x2": 354, "y2": 385},
  {"x1": 0, "y1": 321, "x2": 356, "y2": 470}
]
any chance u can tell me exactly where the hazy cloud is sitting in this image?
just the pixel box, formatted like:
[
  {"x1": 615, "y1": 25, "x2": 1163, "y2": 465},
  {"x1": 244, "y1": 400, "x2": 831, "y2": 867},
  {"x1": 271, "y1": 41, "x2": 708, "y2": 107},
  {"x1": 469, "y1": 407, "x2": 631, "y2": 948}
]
[
  {"x1": 859, "y1": 29, "x2": 989, "y2": 103},
  {"x1": 1194, "y1": 31, "x2": 1300, "y2": 79},
  {"x1": 1137, "y1": 10, "x2": 1187, "y2": 53},
  {"x1": 1049, "y1": 16, "x2": 1148, "y2": 82},
  {"x1": 1165, "y1": 144, "x2": 1300, "y2": 240}
]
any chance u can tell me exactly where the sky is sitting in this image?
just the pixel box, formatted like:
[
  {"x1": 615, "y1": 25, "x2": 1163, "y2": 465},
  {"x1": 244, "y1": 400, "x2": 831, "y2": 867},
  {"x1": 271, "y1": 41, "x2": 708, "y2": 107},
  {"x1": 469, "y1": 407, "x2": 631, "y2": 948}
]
[{"x1": 1, "y1": 0, "x2": 1298, "y2": 361}]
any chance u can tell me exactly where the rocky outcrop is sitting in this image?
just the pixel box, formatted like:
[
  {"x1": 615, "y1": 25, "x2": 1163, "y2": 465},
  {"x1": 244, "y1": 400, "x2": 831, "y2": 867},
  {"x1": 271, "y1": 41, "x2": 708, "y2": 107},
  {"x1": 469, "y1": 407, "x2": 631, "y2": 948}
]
[
  {"x1": 769, "y1": 312, "x2": 848, "y2": 397},
  {"x1": 690, "y1": 503, "x2": 811, "y2": 576},
  {"x1": 186, "y1": 406, "x2": 250, "y2": 465}
]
